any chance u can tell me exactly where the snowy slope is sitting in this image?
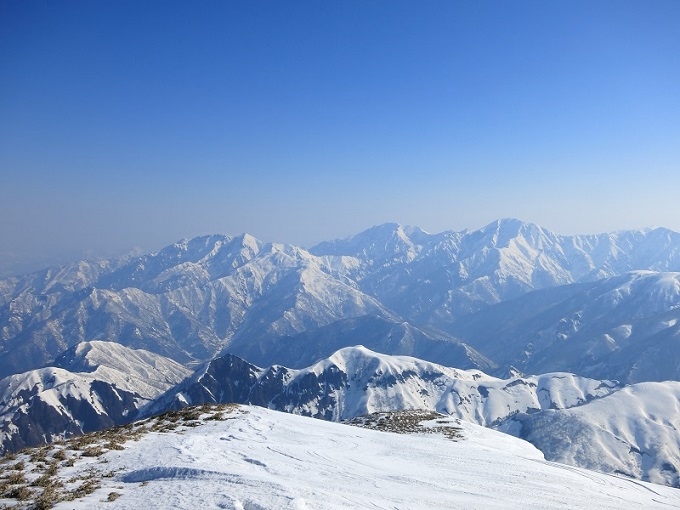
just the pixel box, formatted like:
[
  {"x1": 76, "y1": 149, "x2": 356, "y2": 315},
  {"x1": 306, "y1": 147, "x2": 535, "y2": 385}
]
[
  {"x1": 450, "y1": 270, "x2": 680, "y2": 383},
  {"x1": 0, "y1": 341, "x2": 191, "y2": 452},
  {"x1": 504, "y1": 381, "x2": 680, "y2": 487},
  {"x1": 150, "y1": 346, "x2": 618, "y2": 425},
  {"x1": 25, "y1": 405, "x2": 680, "y2": 510},
  {"x1": 311, "y1": 219, "x2": 680, "y2": 325}
]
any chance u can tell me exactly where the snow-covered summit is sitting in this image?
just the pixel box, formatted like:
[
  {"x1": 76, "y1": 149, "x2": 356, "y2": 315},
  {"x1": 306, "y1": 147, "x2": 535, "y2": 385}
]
[
  {"x1": 153, "y1": 345, "x2": 619, "y2": 427},
  {"x1": 0, "y1": 342, "x2": 191, "y2": 452},
  {"x1": 21, "y1": 405, "x2": 679, "y2": 510}
]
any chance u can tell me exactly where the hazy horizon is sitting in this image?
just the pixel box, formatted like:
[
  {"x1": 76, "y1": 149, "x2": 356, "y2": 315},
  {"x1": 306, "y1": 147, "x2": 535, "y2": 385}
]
[
  {"x1": 3, "y1": 216, "x2": 680, "y2": 278},
  {"x1": 2, "y1": 1, "x2": 679, "y2": 276}
]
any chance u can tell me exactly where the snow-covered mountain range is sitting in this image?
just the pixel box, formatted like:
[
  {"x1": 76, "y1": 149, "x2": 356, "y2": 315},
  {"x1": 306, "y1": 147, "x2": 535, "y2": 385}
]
[
  {"x1": 2, "y1": 219, "x2": 680, "y2": 492},
  {"x1": 0, "y1": 341, "x2": 190, "y2": 452},
  {"x1": 2, "y1": 219, "x2": 680, "y2": 383},
  {"x1": 3, "y1": 341, "x2": 680, "y2": 488},
  {"x1": 3, "y1": 404, "x2": 679, "y2": 510}
]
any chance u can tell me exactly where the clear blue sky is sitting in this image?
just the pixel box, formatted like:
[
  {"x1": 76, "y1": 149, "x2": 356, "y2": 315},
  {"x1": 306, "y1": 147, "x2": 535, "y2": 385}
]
[{"x1": 1, "y1": 1, "x2": 679, "y2": 273}]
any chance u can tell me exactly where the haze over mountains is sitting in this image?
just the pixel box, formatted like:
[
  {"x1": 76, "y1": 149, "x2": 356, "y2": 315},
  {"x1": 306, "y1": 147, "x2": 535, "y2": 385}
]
[
  {"x1": 2, "y1": 218, "x2": 679, "y2": 382},
  {"x1": 2, "y1": 219, "x2": 680, "y2": 492}
]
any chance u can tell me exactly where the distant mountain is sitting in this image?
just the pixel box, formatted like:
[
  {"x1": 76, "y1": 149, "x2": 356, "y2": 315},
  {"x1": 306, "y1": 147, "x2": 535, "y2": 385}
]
[
  {"x1": 450, "y1": 270, "x2": 680, "y2": 383},
  {"x1": 0, "y1": 341, "x2": 190, "y2": 452},
  {"x1": 222, "y1": 313, "x2": 495, "y2": 372},
  {"x1": 2, "y1": 219, "x2": 680, "y2": 383},
  {"x1": 0, "y1": 235, "x2": 393, "y2": 376},
  {"x1": 311, "y1": 219, "x2": 680, "y2": 327}
]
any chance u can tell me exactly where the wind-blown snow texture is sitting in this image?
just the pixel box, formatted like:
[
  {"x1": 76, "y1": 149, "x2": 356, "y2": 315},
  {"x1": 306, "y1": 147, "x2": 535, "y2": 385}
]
[{"x1": 51, "y1": 405, "x2": 680, "y2": 510}]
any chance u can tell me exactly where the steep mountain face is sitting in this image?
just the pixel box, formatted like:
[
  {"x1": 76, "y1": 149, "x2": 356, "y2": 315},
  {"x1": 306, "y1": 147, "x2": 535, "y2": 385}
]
[
  {"x1": 223, "y1": 314, "x2": 496, "y2": 372},
  {"x1": 450, "y1": 271, "x2": 680, "y2": 383},
  {"x1": 503, "y1": 381, "x2": 680, "y2": 487},
  {"x1": 150, "y1": 346, "x2": 618, "y2": 425},
  {"x1": 0, "y1": 235, "x2": 394, "y2": 377},
  {"x1": 2, "y1": 219, "x2": 680, "y2": 383},
  {"x1": 0, "y1": 341, "x2": 190, "y2": 452}
]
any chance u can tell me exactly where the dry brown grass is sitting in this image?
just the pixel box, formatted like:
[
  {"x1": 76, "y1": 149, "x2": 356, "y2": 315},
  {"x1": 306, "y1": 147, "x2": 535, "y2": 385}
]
[
  {"x1": 106, "y1": 491, "x2": 121, "y2": 502},
  {"x1": 346, "y1": 410, "x2": 463, "y2": 440},
  {"x1": 0, "y1": 403, "x2": 244, "y2": 509},
  {"x1": 52, "y1": 449, "x2": 67, "y2": 462}
]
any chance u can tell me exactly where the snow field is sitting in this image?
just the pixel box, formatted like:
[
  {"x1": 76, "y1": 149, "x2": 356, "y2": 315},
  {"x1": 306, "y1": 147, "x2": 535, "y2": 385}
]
[{"x1": 53, "y1": 405, "x2": 680, "y2": 510}]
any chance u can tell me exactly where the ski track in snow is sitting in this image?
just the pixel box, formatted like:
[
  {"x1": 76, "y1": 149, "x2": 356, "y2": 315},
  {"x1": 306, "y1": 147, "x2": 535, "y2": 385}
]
[{"x1": 52, "y1": 406, "x2": 680, "y2": 510}]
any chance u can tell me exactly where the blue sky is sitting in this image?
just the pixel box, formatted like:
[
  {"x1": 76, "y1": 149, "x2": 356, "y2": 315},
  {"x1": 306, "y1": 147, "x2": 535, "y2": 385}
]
[{"x1": 1, "y1": 1, "x2": 679, "y2": 273}]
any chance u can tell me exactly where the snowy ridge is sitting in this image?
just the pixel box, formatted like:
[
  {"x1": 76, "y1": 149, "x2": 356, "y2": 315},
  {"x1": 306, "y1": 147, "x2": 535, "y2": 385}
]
[
  {"x1": 0, "y1": 342, "x2": 190, "y2": 451},
  {"x1": 152, "y1": 346, "x2": 619, "y2": 426},
  {"x1": 146, "y1": 346, "x2": 680, "y2": 486},
  {"x1": 38, "y1": 405, "x2": 680, "y2": 510},
  {"x1": 505, "y1": 381, "x2": 680, "y2": 487},
  {"x1": 54, "y1": 341, "x2": 192, "y2": 392}
]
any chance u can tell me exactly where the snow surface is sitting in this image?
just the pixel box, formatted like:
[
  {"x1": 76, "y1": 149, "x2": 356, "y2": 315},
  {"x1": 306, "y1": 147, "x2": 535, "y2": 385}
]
[
  {"x1": 0, "y1": 341, "x2": 192, "y2": 449},
  {"x1": 160, "y1": 345, "x2": 618, "y2": 426},
  {"x1": 507, "y1": 380, "x2": 680, "y2": 487},
  {"x1": 52, "y1": 405, "x2": 680, "y2": 510}
]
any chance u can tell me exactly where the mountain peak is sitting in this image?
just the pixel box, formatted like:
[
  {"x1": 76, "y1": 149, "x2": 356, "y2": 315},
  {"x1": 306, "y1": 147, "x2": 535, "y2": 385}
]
[
  {"x1": 310, "y1": 223, "x2": 432, "y2": 263},
  {"x1": 53, "y1": 340, "x2": 192, "y2": 385}
]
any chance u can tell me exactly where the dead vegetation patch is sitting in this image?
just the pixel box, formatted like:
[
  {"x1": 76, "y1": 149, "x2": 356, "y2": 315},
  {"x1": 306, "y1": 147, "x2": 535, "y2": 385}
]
[
  {"x1": 0, "y1": 404, "x2": 243, "y2": 509},
  {"x1": 106, "y1": 491, "x2": 121, "y2": 502},
  {"x1": 346, "y1": 410, "x2": 463, "y2": 440}
]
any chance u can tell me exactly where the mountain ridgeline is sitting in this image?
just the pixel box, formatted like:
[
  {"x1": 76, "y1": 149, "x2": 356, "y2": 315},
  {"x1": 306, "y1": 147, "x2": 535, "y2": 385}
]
[
  {"x1": 2, "y1": 219, "x2": 680, "y2": 383},
  {"x1": 3, "y1": 341, "x2": 680, "y2": 488},
  {"x1": 3, "y1": 220, "x2": 680, "y2": 487}
]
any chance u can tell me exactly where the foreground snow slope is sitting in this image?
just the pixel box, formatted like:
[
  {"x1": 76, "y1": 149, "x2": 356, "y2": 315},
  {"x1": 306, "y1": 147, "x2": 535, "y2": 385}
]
[{"x1": 52, "y1": 405, "x2": 680, "y2": 510}]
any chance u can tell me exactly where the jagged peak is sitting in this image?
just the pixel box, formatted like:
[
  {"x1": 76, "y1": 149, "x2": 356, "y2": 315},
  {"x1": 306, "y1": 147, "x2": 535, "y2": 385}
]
[{"x1": 311, "y1": 223, "x2": 430, "y2": 262}]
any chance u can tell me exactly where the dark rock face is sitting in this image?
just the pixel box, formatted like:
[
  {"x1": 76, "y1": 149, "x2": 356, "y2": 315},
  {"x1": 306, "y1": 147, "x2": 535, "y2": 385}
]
[
  {"x1": 151, "y1": 354, "x2": 349, "y2": 422},
  {"x1": 0, "y1": 382, "x2": 143, "y2": 453}
]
